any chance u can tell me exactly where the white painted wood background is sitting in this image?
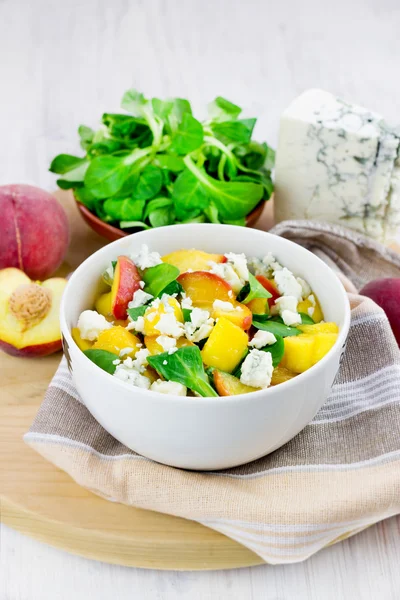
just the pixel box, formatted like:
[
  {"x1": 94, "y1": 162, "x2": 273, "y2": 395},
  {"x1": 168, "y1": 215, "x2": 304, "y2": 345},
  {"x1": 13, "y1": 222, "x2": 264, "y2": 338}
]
[{"x1": 1, "y1": 0, "x2": 400, "y2": 597}]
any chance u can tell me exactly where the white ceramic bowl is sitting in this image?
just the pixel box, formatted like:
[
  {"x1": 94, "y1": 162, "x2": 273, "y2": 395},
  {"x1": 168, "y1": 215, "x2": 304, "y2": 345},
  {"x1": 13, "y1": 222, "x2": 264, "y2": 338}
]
[{"x1": 60, "y1": 224, "x2": 350, "y2": 470}]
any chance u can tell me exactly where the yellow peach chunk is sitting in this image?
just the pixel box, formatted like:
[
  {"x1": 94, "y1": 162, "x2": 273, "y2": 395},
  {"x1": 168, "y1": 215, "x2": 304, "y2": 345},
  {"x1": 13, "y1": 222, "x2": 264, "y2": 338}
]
[
  {"x1": 298, "y1": 322, "x2": 339, "y2": 335},
  {"x1": 281, "y1": 335, "x2": 315, "y2": 373},
  {"x1": 162, "y1": 249, "x2": 226, "y2": 273},
  {"x1": 143, "y1": 298, "x2": 184, "y2": 337},
  {"x1": 93, "y1": 326, "x2": 141, "y2": 358},
  {"x1": 201, "y1": 317, "x2": 248, "y2": 373},
  {"x1": 95, "y1": 292, "x2": 112, "y2": 318},
  {"x1": 270, "y1": 366, "x2": 296, "y2": 386},
  {"x1": 297, "y1": 295, "x2": 323, "y2": 323},
  {"x1": 72, "y1": 327, "x2": 93, "y2": 352},
  {"x1": 247, "y1": 297, "x2": 269, "y2": 316},
  {"x1": 312, "y1": 333, "x2": 338, "y2": 364},
  {"x1": 211, "y1": 301, "x2": 252, "y2": 330}
]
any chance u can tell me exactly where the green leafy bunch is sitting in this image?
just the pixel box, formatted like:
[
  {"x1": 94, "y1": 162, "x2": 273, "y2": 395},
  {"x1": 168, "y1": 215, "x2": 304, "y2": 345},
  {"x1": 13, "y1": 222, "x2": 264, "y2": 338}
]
[{"x1": 50, "y1": 91, "x2": 274, "y2": 229}]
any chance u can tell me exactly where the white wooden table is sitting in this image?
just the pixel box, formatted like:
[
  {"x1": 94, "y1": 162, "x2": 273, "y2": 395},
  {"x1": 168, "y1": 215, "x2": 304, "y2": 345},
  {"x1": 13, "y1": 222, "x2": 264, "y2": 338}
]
[{"x1": 1, "y1": 0, "x2": 399, "y2": 597}]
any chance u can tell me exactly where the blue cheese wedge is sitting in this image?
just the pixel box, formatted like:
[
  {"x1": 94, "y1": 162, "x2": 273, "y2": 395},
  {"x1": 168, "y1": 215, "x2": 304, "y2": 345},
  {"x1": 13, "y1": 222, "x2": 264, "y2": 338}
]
[{"x1": 274, "y1": 89, "x2": 400, "y2": 243}]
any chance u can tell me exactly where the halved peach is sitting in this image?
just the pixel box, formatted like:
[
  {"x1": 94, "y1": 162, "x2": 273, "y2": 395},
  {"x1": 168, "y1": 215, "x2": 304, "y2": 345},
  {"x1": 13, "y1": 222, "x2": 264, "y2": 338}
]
[
  {"x1": 213, "y1": 369, "x2": 256, "y2": 396},
  {"x1": 111, "y1": 256, "x2": 141, "y2": 320},
  {"x1": 162, "y1": 249, "x2": 226, "y2": 273},
  {"x1": 211, "y1": 301, "x2": 252, "y2": 330},
  {"x1": 0, "y1": 267, "x2": 67, "y2": 357},
  {"x1": 178, "y1": 271, "x2": 234, "y2": 310},
  {"x1": 144, "y1": 335, "x2": 194, "y2": 355},
  {"x1": 93, "y1": 326, "x2": 141, "y2": 358}
]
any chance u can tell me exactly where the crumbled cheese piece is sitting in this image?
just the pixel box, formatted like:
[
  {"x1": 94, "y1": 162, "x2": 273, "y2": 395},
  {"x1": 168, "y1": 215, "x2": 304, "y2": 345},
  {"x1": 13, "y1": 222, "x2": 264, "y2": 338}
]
[
  {"x1": 128, "y1": 289, "x2": 153, "y2": 308},
  {"x1": 308, "y1": 294, "x2": 316, "y2": 306},
  {"x1": 160, "y1": 294, "x2": 175, "y2": 313},
  {"x1": 275, "y1": 295, "x2": 301, "y2": 326},
  {"x1": 213, "y1": 299, "x2": 235, "y2": 311},
  {"x1": 240, "y1": 349, "x2": 273, "y2": 388},
  {"x1": 247, "y1": 256, "x2": 265, "y2": 276},
  {"x1": 163, "y1": 359, "x2": 168, "y2": 365},
  {"x1": 308, "y1": 307, "x2": 315, "y2": 317},
  {"x1": 181, "y1": 296, "x2": 193, "y2": 309},
  {"x1": 249, "y1": 330, "x2": 277, "y2": 348},
  {"x1": 209, "y1": 261, "x2": 243, "y2": 294},
  {"x1": 130, "y1": 244, "x2": 162, "y2": 269},
  {"x1": 224, "y1": 252, "x2": 249, "y2": 282},
  {"x1": 275, "y1": 296, "x2": 298, "y2": 313},
  {"x1": 119, "y1": 347, "x2": 134, "y2": 357},
  {"x1": 281, "y1": 310, "x2": 301, "y2": 326},
  {"x1": 274, "y1": 268, "x2": 303, "y2": 300},
  {"x1": 263, "y1": 252, "x2": 283, "y2": 272},
  {"x1": 113, "y1": 365, "x2": 151, "y2": 389},
  {"x1": 184, "y1": 308, "x2": 214, "y2": 342},
  {"x1": 104, "y1": 264, "x2": 114, "y2": 281},
  {"x1": 77, "y1": 310, "x2": 112, "y2": 341},
  {"x1": 155, "y1": 335, "x2": 177, "y2": 352},
  {"x1": 112, "y1": 359, "x2": 121, "y2": 365},
  {"x1": 132, "y1": 348, "x2": 150, "y2": 373},
  {"x1": 126, "y1": 316, "x2": 145, "y2": 334},
  {"x1": 150, "y1": 379, "x2": 187, "y2": 396},
  {"x1": 168, "y1": 347, "x2": 178, "y2": 354},
  {"x1": 155, "y1": 313, "x2": 184, "y2": 338},
  {"x1": 297, "y1": 277, "x2": 312, "y2": 299}
]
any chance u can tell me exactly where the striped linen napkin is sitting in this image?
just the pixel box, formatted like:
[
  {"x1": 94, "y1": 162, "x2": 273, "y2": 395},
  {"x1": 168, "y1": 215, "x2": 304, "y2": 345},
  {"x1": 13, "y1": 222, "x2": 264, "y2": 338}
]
[{"x1": 25, "y1": 221, "x2": 400, "y2": 565}]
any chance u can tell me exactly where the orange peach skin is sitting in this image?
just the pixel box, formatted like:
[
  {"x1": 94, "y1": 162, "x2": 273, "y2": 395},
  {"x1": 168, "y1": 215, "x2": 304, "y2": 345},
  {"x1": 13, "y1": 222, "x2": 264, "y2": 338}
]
[
  {"x1": 111, "y1": 256, "x2": 141, "y2": 320},
  {"x1": 177, "y1": 271, "x2": 234, "y2": 310}
]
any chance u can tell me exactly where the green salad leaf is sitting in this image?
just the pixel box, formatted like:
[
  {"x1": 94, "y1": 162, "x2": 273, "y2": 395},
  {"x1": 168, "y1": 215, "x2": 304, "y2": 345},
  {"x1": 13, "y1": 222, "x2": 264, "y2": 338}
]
[
  {"x1": 84, "y1": 349, "x2": 119, "y2": 374},
  {"x1": 299, "y1": 312, "x2": 315, "y2": 324},
  {"x1": 50, "y1": 89, "x2": 274, "y2": 230},
  {"x1": 238, "y1": 273, "x2": 272, "y2": 305},
  {"x1": 252, "y1": 318, "x2": 301, "y2": 338},
  {"x1": 142, "y1": 263, "x2": 180, "y2": 297},
  {"x1": 127, "y1": 305, "x2": 148, "y2": 321},
  {"x1": 147, "y1": 346, "x2": 218, "y2": 397}
]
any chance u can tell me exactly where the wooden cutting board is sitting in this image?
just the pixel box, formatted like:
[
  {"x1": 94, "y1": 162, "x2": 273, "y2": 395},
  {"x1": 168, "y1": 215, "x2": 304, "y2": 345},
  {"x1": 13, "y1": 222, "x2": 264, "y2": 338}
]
[
  {"x1": 0, "y1": 191, "x2": 265, "y2": 570},
  {"x1": 1, "y1": 192, "x2": 398, "y2": 569}
]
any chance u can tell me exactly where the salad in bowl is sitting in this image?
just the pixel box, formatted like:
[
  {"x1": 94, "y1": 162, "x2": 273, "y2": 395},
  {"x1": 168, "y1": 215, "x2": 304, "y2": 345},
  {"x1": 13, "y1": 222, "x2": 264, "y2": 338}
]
[
  {"x1": 61, "y1": 224, "x2": 349, "y2": 469},
  {"x1": 72, "y1": 243, "x2": 339, "y2": 398}
]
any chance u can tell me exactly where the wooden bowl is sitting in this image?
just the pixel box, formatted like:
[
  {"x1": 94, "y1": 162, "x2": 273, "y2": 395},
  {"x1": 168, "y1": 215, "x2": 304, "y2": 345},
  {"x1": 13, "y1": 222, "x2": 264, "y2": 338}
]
[{"x1": 76, "y1": 199, "x2": 267, "y2": 243}]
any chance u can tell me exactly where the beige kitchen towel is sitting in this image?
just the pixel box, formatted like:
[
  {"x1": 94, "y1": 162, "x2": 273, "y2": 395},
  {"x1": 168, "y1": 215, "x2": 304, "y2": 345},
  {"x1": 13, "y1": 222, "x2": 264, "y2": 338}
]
[{"x1": 25, "y1": 221, "x2": 400, "y2": 565}]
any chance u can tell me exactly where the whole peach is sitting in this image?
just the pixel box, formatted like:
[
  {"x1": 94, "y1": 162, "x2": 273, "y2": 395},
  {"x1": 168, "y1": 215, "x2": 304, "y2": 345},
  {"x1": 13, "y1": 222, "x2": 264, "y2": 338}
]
[
  {"x1": 360, "y1": 278, "x2": 400, "y2": 346},
  {"x1": 0, "y1": 184, "x2": 70, "y2": 279}
]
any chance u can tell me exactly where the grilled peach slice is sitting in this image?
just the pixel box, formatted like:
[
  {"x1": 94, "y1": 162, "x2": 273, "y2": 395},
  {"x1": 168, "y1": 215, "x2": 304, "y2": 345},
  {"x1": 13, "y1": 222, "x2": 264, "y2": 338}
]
[
  {"x1": 111, "y1": 256, "x2": 141, "y2": 320},
  {"x1": 162, "y1": 249, "x2": 226, "y2": 273}
]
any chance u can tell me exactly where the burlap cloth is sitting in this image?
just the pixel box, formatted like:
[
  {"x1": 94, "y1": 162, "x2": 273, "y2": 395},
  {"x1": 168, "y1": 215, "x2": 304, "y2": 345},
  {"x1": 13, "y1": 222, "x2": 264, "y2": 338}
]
[{"x1": 25, "y1": 221, "x2": 400, "y2": 564}]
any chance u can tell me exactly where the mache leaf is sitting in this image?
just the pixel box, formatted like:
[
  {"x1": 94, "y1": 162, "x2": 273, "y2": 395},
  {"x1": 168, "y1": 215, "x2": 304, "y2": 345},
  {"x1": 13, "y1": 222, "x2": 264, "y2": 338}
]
[
  {"x1": 147, "y1": 346, "x2": 218, "y2": 397},
  {"x1": 133, "y1": 164, "x2": 163, "y2": 200},
  {"x1": 171, "y1": 113, "x2": 204, "y2": 155},
  {"x1": 142, "y1": 263, "x2": 180, "y2": 297},
  {"x1": 238, "y1": 273, "x2": 272, "y2": 304},
  {"x1": 84, "y1": 349, "x2": 119, "y2": 374},
  {"x1": 208, "y1": 96, "x2": 242, "y2": 121},
  {"x1": 252, "y1": 318, "x2": 301, "y2": 338}
]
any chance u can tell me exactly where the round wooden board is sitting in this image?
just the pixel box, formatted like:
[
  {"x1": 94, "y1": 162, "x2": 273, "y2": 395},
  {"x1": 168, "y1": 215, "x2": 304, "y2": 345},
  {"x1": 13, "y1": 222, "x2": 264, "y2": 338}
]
[
  {"x1": 1, "y1": 191, "x2": 398, "y2": 570},
  {"x1": 0, "y1": 191, "x2": 265, "y2": 571}
]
